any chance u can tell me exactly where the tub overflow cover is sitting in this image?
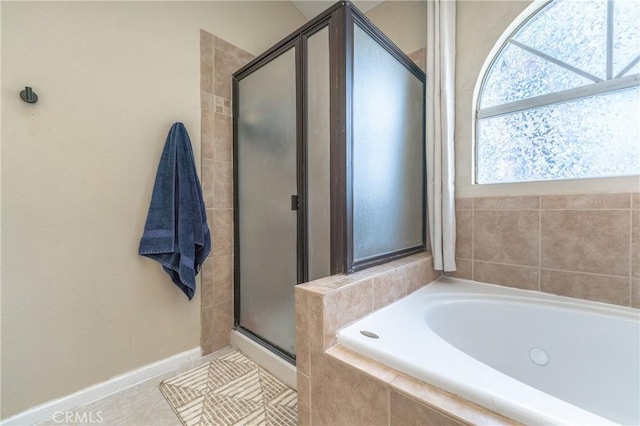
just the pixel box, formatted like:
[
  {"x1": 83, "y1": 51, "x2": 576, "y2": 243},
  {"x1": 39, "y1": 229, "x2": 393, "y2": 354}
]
[
  {"x1": 360, "y1": 330, "x2": 379, "y2": 339},
  {"x1": 529, "y1": 347, "x2": 549, "y2": 366}
]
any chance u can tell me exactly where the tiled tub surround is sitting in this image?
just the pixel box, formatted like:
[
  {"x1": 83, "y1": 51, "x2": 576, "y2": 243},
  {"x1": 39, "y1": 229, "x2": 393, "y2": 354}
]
[
  {"x1": 295, "y1": 253, "x2": 515, "y2": 425},
  {"x1": 450, "y1": 193, "x2": 640, "y2": 308},
  {"x1": 338, "y1": 278, "x2": 639, "y2": 425},
  {"x1": 200, "y1": 31, "x2": 254, "y2": 354}
]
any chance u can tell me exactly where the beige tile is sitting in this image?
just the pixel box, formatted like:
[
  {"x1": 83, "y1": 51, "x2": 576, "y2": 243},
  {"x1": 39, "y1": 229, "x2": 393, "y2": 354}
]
[
  {"x1": 212, "y1": 225, "x2": 232, "y2": 256},
  {"x1": 541, "y1": 210, "x2": 629, "y2": 276},
  {"x1": 201, "y1": 257, "x2": 214, "y2": 308},
  {"x1": 295, "y1": 289, "x2": 310, "y2": 376},
  {"x1": 212, "y1": 255, "x2": 232, "y2": 304},
  {"x1": 407, "y1": 48, "x2": 425, "y2": 72},
  {"x1": 633, "y1": 210, "x2": 639, "y2": 279},
  {"x1": 474, "y1": 210, "x2": 539, "y2": 266},
  {"x1": 633, "y1": 193, "x2": 640, "y2": 209},
  {"x1": 405, "y1": 258, "x2": 432, "y2": 293},
  {"x1": 213, "y1": 161, "x2": 233, "y2": 208},
  {"x1": 395, "y1": 252, "x2": 432, "y2": 268},
  {"x1": 310, "y1": 355, "x2": 389, "y2": 426},
  {"x1": 201, "y1": 110, "x2": 214, "y2": 160},
  {"x1": 214, "y1": 48, "x2": 249, "y2": 100},
  {"x1": 206, "y1": 207, "x2": 214, "y2": 230},
  {"x1": 200, "y1": 29, "x2": 214, "y2": 48},
  {"x1": 201, "y1": 159, "x2": 214, "y2": 208},
  {"x1": 456, "y1": 209, "x2": 473, "y2": 259},
  {"x1": 325, "y1": 265, "x2": 388, "y2": 289},
  {"x1": 540, "y1": 269, "x2": 630, "y2": 306},
  {"x1": 212, "y1": 301, "x2": 233, "y2": 351},
  {"x1": 632, "y1": 279, "x2": 640, "y2": 308},
  {"x1": 474, "y1": 196, "x2": 539, "y2": 210},
  {"x1": 213, "y1": 112, "x2": 232, "y2": 162},
  {"x1": 373, "y1": 268, "x2": 409, "y2": 309},
  {"x1": 445, "y1": 258, "x2": 473, "y2": 280},
  {"x1": 298, "y1": 282, "x2": 335, "y2": 296},
  {"x1": 323, "y1": 279, "x2": 374, "y2": 349},
  {"x1": 474, "y1": 261, "x2": 539, "y2": 290},
  {"x1": 201, "y1": 92, "x2": 213, "y2": 111},
  {"x1": 390, "y1": 390, "x2": 463, "y2": 426},
  {"x1": 456, "y1": 198, "x2": 473, "y2": 210},
  {"x1": 213, "y1": 36, "x2": 254, "y2": 64},
  {"x1": 391, "y1": 374, "x2": 517, "y2": 426},
  {"x1": 426, "y1": 260, "x2": 442, "y2": 284},
  {"x1": 307, "y1": 293, "x2": 325, "y2": 361},
  {"x1": 213, "y1": 208, "x2": 233, "y2": 230},
  {"x1": 297, "y1": 372, "x2": 311, "y2": 426},
  {"x1": 327, "y1": 346, "x2": 398, "y2": 384},
  {"x1": 200, "y1": 41, "x2": 213, "y2": 94},
  {"x1": 299, "y1": 284, "x2": 335, "y2": 295},
  {"x1": 212, "y1": 253, "x2": 232, "y2": 282},
  {"x1": 302, "y1": 274, "x2": 342, "y2": 288},
  {"x1": 201, "y1": 305, "x2": 214, "y2": 355},
  {"x1": 407, "y1": 48, "x2": 424, "y2": 62},
  {"x1": 541, "y1": 193, "x2": 630, "y2": 210}
]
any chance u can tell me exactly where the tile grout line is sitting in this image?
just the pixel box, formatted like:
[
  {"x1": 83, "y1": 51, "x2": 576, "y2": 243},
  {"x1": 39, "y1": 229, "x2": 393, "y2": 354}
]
[
  {"x1": 387, "y1": 386, "x2": 391, "y2": 426},
  {"x1": 538, "y1": 196, "x2": 542, "y2": 291},
  {"x1": 471, "y1": 259, "x2": 629, "y2": 280},
  {"x1": 629, "y1": 194, "x2": 633, "y2": 306},
  {"x1": 471, "y1": 198, "x2": 475, "y2": 281}
]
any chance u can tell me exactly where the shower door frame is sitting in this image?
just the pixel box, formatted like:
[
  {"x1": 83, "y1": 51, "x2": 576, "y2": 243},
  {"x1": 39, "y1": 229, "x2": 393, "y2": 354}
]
[
  {"x1": 232, "y1": 37, "x2": 305, "y2": 364},
  {"x1": 232, "y1": 1, "x2": 427, "y2": 364}
]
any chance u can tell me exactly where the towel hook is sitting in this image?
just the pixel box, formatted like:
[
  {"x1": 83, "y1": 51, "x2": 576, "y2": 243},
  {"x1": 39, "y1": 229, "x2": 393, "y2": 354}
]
[{"x1": 20, "y1": 86, "x2": 38, "y2": 104}]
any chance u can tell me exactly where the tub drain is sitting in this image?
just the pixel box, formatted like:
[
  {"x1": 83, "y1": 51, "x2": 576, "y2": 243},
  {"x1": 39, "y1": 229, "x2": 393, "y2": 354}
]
[
  {"x1": 360, "y1": 330, "x2": 379, "y2": 339},
  {"x1": 529, "y1": 347, "x2": 549, "y2": 366}
]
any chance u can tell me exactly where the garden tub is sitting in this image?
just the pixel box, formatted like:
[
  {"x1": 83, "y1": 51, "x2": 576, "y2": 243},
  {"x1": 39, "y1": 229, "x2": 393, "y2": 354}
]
[{"x1": 338, "y1": 277, "x2": 640, "y2": 425}]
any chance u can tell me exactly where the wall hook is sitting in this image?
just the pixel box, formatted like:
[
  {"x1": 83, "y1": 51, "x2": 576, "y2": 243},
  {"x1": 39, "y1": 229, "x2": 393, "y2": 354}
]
[{"x1": 20, "y1": 86, "x2": 38, "y2": 104}]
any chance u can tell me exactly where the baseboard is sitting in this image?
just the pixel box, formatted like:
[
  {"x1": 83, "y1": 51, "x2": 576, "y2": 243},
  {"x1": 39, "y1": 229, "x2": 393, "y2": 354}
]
[
  {"x1": 230, "y1": 330, "x2": 297, "y2": 390},
  {"x1": 1, "y1": 347, "x2": 201, "y2": 426}
]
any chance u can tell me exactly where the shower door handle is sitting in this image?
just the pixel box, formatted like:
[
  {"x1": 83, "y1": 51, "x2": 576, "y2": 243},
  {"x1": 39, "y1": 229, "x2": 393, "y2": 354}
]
[{"x1": 291, "y1": 195, "x2": 300, "y2": 210}]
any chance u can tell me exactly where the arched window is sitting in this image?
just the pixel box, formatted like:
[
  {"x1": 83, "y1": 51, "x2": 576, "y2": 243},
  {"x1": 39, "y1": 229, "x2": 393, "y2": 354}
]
[{"x1": 475, "y1": 0, "x2": 640, "y2": 184}]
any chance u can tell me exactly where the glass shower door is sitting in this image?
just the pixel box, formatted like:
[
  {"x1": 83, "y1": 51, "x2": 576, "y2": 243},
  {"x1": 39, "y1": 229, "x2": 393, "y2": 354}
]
[{"x1": 236, "y1": 46, "x2": 298, "y2": 357}]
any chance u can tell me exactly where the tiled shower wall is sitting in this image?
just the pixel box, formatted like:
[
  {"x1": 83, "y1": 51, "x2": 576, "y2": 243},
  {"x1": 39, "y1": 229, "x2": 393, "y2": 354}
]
[
  {"x1": 448, "y1": 193, "x2": 640, "y2": 308},
  {"x1": 200, "y1": 30, "x2": 254, "y2": 354},
  {"x1": 407, "y1": 47, "x2": 425, "y2": 72}
]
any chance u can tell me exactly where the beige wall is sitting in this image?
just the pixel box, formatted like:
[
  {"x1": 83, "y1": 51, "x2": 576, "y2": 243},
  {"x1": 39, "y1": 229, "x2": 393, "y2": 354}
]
[
  {"x1": 0, "y1": 1, "x2": 305, "y2": 418},
  {"x1": 455, "y1": 0, "x2": 639, "y2": 197},
  {"x1": 366, "y1": 1, "x2": 427, "y2": 54}
]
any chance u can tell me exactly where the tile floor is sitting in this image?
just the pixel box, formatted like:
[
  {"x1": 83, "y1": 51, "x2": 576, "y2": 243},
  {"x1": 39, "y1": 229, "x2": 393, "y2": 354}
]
[{"x1": 39, "y1": 347, "x2": 236, "y2": 426}]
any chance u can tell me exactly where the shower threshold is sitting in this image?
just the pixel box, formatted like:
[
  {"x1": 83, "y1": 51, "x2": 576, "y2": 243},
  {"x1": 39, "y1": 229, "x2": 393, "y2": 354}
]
[{"x1": 230, "y1": 328, "x2": 297, "y2": 390}]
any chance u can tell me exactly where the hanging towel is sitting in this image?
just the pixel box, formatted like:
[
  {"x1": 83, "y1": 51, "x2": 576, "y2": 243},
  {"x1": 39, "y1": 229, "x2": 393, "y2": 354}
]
[{"x1": 139, "y1": 122, "x2": 211, "y2": 300}]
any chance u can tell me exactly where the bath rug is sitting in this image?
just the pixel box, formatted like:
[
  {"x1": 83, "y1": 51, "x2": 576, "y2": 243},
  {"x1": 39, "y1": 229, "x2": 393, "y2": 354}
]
[{"x1": 160, "y1": 351, "x2": 297, "y2": 426}]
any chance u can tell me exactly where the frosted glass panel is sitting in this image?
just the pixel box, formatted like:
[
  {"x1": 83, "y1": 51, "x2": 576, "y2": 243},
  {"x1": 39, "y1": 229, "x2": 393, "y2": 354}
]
[
  {"x1": 306, "y1": 27, "x2": 331, "y2": 281},
  {"x1": 352, "y1": 25, "x2": 424, "y2": 263},
  {"x1": 480, "y1": 43, "x2": 591, "y2": 108},
  {"x1": 514, "y1": 0, "x2": 607, "y2": 79},
  {"x1": 477, "y1": 87, "x2": 640, "y2": 183},
  {"x1": 613, "y1": 0, "x2": 640, "y2": 77},
  {"x1": 237, "y1": 47, "x2": 297, "y2": 355}
]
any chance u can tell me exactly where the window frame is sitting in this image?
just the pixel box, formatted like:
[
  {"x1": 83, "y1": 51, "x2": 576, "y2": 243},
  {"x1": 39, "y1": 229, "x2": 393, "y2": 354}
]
[{"x1": 473, "y1": 0, "x2": 640, "y2": 185}]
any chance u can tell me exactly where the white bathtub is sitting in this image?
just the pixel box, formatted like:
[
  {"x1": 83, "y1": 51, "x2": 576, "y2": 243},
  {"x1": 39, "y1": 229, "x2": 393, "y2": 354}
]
[{"x1": 337, "y1": 277, "x2": 640, "y2": 425}]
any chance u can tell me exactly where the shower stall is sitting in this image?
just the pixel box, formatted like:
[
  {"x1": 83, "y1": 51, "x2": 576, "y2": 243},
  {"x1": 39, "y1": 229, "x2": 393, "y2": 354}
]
[{"x1": 233, "y1": 1, "x2": 426, "y2": 363}]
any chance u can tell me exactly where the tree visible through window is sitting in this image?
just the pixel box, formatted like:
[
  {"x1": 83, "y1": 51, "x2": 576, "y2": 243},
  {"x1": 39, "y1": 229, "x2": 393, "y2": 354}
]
[{"x1": 475, "y1": 0, "x2": 640, "y2": 184}]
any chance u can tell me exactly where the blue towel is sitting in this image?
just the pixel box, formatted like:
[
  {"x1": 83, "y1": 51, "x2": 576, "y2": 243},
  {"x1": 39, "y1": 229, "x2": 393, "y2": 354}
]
[{"x1": 139, "y1": 122, "x2": 211, "y2": 300}]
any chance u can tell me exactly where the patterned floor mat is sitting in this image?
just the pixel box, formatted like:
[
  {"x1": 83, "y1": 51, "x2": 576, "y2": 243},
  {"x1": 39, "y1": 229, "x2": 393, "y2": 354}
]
[{"x1": 160, "y1": 351, "x2": 297, "y2": 426}]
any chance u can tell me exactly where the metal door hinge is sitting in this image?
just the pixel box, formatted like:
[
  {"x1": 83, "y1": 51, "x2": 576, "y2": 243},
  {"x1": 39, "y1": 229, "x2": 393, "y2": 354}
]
[{"x1": 291, "y1": 195, "x2": 300, "y2": 210}]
